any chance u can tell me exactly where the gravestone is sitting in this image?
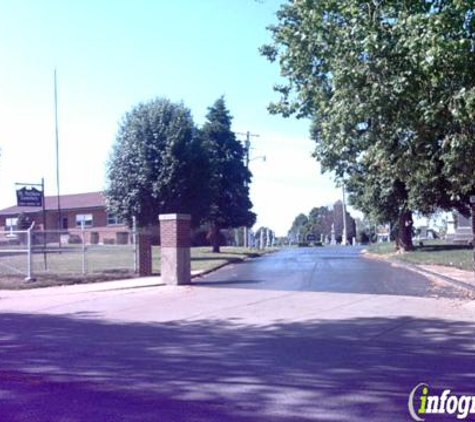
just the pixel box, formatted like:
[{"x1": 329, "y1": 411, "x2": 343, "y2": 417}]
[
  {"x1": 419, "y1": 226, "x2": 428, "y2": 239},
  {"x1": 330, "y1": 223, "x2": 337, "y2": 245},
  {"x1": 454, "y1": 212, "x2": 472, "y2": 244}
]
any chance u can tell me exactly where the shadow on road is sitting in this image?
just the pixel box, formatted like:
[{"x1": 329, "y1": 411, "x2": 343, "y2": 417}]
[{"x1": 1, "y1": 312, "x2": 474, "y2": 421}]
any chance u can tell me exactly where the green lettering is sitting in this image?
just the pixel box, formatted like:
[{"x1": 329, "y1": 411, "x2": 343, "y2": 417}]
[{"x1": 418, "y1": 387, "x2": 429, "y2": 414}]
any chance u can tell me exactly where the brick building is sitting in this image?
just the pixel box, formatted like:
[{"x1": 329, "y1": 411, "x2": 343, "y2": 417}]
[{"x1": 0, "y1": 192, "x2": 131, "y2": 244}]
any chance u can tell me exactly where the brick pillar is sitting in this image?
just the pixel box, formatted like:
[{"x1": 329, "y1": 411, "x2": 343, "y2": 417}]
[
  {"x1": 138, "y1": 232, "x2": 152, "y2": 276},
  {"x1": 159, "y1": 214, "x2": 191, "y2": 285}
]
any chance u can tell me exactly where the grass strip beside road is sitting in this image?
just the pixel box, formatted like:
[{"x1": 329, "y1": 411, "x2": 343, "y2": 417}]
[
  {"x1": 153, "y1": 246, "x2": 277, "y2": 274},
  {"x1": 366, "y1": 240, "x2": 473, "y2": 271}
]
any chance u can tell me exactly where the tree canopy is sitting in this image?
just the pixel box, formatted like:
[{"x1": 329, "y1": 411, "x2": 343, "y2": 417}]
[
  {"x1": 262, "y1": 0, "x2": 475, "y2": 250},
  {"x1": 106, "y1": 98, "x2": 209, "y2": 227}
]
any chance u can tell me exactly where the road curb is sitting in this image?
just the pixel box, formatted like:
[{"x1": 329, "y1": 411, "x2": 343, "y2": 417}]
[
  {"x1": 392, "y1": 259, "x2": 475, "y2": 293},
  {"x1": 362, "y1": 249, "x2": 475, "y2": 294}
]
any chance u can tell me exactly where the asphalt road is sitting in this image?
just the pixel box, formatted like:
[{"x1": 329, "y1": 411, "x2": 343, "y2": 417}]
[
  {"x1": 195, "y1": 246, "x2": 462, "y2": 298},
  {"x1": 1, "y1": 246, "x2": 474, "y2": 422}
]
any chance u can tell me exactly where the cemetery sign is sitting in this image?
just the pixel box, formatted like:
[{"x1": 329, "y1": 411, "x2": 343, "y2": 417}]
[{"x1": 16, "y1": 187, "x2": 43, "y2": 207}]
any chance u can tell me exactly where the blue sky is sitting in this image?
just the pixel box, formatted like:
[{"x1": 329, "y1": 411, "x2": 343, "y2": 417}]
[{"x1": 0, "y1": 0, "x2": 350, "y2": 235}]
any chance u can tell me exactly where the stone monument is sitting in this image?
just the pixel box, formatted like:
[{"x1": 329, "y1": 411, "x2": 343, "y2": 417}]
[{"x1": 330, "y1": 223, "x2": 337, "y2": 245}]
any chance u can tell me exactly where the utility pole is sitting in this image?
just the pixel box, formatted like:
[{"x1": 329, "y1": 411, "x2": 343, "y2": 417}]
[
  {"x1": 342, "y1": 183, "x2": 348, "y2": 245},
  {"x1": 237, "y1": 131, "x2": 259, "y2": 247}
]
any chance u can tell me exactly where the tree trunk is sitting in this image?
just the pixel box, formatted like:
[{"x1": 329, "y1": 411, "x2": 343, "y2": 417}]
[
  {"x1": 209, "y1": 224, "x2": 221, "y2": 253},
  {"x1": 396, "y1": 210, "x2": 414, "y2": 252}
]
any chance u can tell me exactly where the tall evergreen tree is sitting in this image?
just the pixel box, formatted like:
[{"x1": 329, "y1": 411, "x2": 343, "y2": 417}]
[{"x1": 201, "y1": 97, "x2": 256, "y2": 252}]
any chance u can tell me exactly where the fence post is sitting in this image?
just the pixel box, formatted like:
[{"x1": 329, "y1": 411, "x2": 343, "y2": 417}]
[
  {"x1": 25, "y1": 222, "x2": 35, "y2": 282},
  {"x1": 132, "y1": 216, "x2": 138, "y2": 273},
  {"x1": 81, "y1": 221, "x2": 86, "y2": 275}
]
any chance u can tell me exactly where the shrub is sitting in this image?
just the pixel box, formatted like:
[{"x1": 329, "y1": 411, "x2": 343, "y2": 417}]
[{"x1": 68, "y1": 235, "x2": 82, "y2": 244}]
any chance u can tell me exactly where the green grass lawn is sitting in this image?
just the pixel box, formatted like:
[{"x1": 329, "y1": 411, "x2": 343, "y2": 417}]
[
  {"x1": 366, "y1": 240, "x2": 473, "y2": 271},
  {"x1": 0, "y1": 245, "x2": 277, "y2": 289}
]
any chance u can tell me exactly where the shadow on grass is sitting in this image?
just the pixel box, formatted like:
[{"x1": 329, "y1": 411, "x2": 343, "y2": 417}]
[
  {"x1": 1, "y1": 313, "x2": 475, "y2": 421},
  {"x1": 414, "y1": 244, "x2": 472, "y2": 252},
  {"x1": 193, "y1": 279, "x2": 262, "y2": 287},
  {"x1": 191, "y1": 257, "x2": 244, "y2": 262},
  {"x1": 0, "y1": 270, "x2": 137, "y2": 291},
  {"x1": 218, "y1": 251, "x2": 262, "y2": 258},
  {"x1": 193, "y1": 251, "x2": 262, "y2": 259}
]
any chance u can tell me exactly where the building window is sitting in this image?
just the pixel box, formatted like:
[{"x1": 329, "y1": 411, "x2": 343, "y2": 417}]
[
  {"x1": 76, "y1": 214, "x2": 93, "y2": 228},
  {"x1": 106, "y1": 213, "x2": 121, "y2": 226},
  {"x1": 5, "y1": 217, "x2": 18, "y2": 232}
]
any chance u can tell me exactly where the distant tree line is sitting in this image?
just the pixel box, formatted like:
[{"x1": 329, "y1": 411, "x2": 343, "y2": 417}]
[{"x1": 288, "y1": 202, "x2": 356, "y2": 244}]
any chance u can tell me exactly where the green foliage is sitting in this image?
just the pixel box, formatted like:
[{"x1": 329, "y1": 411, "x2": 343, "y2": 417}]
[
  {"x1": 201, "y1": 97, "x2": 256, "y2": 230},
  {"x1": 106, "y1": 98, "x2": 209, "y2": 227},
  {"x1": 289, "y1": 205, "x2": 355, "y2": 243},
  {"x1": 16, "y1": 213, "x2": 32, "y2": 230},
  {"x1": 288, "y1": 213, "x2": 308, "y2": 238},
  {"x1": 263, "y1": 0, "x2": 475, "y2": 249}
]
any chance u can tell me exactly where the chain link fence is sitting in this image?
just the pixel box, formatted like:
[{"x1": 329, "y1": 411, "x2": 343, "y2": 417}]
[
  {"x1": 0, "y1": 223, "x2": 138, "y2": 282},
  {"x1": 0, "y1": 227, "x2": 31, "y2": 279}
]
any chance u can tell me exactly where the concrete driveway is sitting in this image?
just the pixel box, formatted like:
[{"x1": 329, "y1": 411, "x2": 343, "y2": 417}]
[{"x1": 1, "y1": 247, "x2": 475, "y2": 421}]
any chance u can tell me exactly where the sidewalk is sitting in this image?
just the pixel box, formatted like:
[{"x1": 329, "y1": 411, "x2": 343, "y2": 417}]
[
  {"x1": 363, "y1": 250, "x2": 475, "y2": 293},
  {"x1": 410, "y1": 264, "x2": 475, "y2": 289}
]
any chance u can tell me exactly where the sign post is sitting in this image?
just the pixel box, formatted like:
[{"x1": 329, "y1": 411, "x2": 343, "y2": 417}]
[{"x1": 15, "y1": 180, "x2": 47, "y2": 270}]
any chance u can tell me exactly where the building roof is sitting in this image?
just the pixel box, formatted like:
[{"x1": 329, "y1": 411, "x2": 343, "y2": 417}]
[{"x1": 0, "y1": 192, "x2": 106, "y2": 216}]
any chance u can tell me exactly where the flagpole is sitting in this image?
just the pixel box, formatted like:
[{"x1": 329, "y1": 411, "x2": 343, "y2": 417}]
[{"x1": 54, "y1": 69, "x2": 62, "y2": 232}]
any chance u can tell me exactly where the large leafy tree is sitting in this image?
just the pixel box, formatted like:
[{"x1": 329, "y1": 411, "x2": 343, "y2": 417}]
[
  {"x1": 262, "y1": 0, "x2": 475, "y2": 251},
  {"x1": 201, "y1": 97, "x2": 256, "y2": 252},
  {"x1": 106, "y1": 98, "x2": 210, "y2": 228}
]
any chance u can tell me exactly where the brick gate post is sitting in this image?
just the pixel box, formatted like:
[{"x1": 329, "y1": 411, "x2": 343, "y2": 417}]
[{"x1": 159, "y1": 214, "x2": 191, "y2": 285}]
